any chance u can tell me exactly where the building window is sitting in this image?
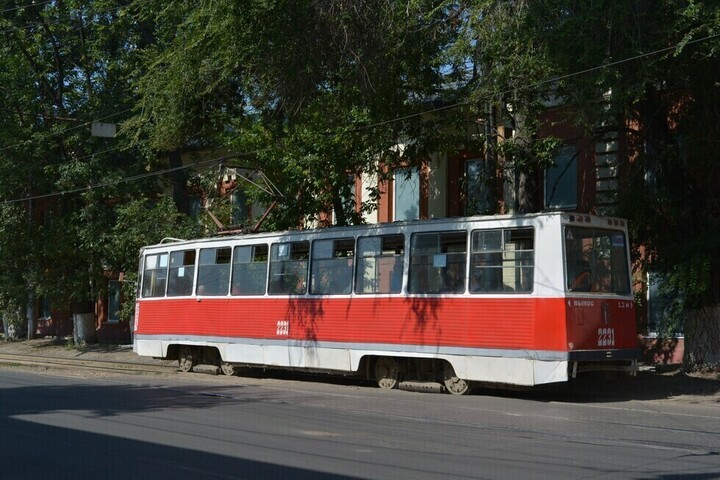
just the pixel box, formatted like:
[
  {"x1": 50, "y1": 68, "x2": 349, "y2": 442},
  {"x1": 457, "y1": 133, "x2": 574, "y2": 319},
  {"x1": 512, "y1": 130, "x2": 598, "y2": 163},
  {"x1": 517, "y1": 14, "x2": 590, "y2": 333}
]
[
  {"x1": 333, "y1": 174, "x2": 356, "y2": 224},
  {"x1": 544, "y1": 145, "x2": 577, "y2": 209},
  {"x1": 647, "y1": 272, "x2": 683, "y2": 336},
  {"x1": 465, "y1": 159, "x2": 490, "y2": 215},
  {"x1": 394, "y1": 167, "x2": 419, "y2": 221},
  {"x1": 188, "y1": 195, "x2": 203, "y2": 223},
  {"x1": 40, "y1": 296, "x2": 52, "y2": 320},
  {"x1": 108, "y1": 280, "x2": 121, "y2": 323},
  {"x1": 231, "y1": 191, "x2": 250, "y2": 226}
]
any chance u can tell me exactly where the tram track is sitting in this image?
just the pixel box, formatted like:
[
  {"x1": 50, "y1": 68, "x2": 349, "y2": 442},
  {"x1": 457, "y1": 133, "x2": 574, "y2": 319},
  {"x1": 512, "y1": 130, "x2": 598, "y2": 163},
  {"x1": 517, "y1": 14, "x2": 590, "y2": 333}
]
[{"x1": 0, "y1": 352, "x2": 179, "y2": 376}]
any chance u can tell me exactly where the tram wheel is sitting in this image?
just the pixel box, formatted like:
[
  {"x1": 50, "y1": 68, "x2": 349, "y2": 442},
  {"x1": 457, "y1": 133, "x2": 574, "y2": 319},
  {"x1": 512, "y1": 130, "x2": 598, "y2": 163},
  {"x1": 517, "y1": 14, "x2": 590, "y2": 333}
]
[
  {"x1": 178, "y1": 346, "x2": 196, "y2": 373},
  {"x1": 375, "y1": 356, "x2": 400, "y2": 389},
  {"x1": 220, "y1": 362, "x2": 237, "y2": 376},
  {"x1": 443, "y1": 362, "x2": 471, "y2": 395}
]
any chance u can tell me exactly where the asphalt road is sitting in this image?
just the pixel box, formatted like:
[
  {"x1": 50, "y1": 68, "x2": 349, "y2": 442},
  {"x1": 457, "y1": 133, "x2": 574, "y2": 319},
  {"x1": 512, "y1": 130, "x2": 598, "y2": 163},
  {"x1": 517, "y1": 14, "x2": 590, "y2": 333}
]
[{"x1": 0, "y1": 367, "x2": 718, "y2": 480}]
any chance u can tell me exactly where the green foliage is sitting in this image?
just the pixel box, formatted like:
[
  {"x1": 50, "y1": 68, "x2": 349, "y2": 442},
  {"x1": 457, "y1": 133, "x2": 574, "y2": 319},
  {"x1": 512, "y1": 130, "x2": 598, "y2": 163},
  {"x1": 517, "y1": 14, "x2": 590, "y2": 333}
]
[
  {"x1": 128, "y1": 0, "x2": 459, "y2": 228},
  {"x1": 108, "y1": 197, "x2": 201, "y2": 273},
  {"x1": 0, "y1": 0, "x2": 718, "y2": 348},
  {"x1": 0, "y1": 0, "x2": 197, "y2": 315},
  {"x1": 108, "y1": 196, "x2": 201, "y2": 320},
  {"x1": 0, "y1": 204, "x2": 30, "y2": 310}
]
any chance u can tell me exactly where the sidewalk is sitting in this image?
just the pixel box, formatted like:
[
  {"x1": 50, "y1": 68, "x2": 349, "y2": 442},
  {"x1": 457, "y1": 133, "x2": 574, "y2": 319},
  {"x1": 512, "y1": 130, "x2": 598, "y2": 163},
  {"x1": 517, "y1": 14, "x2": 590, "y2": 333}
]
[{"x1": 0, "y1": 337, "x2": 174, "y2": 367}]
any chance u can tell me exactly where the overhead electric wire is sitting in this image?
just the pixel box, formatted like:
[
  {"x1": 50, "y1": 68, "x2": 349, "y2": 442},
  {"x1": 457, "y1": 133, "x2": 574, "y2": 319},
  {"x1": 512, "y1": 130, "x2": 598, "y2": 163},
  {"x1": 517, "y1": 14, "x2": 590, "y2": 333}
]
[
  {"x1": 0, "y1": 107, "x2": 134, "y2": 153},
  {"x1": 349, "y1": 32, "x2": 720, "y2": 133},
  {"x1": 1, "y1": 31, "x2": 718, "y2": 206},
  {"x1": 0, "y1": 0, "x2": 54, "y2": 15},
  {"x1": 0, "y1": 155, "x2": 230, "y2": 206}
]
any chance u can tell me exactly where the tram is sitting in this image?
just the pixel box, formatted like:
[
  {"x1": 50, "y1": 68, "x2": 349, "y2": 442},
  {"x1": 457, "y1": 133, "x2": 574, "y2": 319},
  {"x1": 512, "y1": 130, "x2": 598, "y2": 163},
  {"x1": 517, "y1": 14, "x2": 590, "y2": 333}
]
[{"x1": 133, "y1": 212, "x2": 639, "y2": 394}]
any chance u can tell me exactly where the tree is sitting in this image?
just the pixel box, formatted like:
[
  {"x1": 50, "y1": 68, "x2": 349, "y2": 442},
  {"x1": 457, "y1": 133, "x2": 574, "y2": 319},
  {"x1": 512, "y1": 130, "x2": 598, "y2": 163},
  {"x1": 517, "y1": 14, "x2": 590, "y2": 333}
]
[
  {"x1": 444, "y1": 0, "x2": 720, "y2": 367},
  {"x1": 535, "y1": 0, "x2": 720, "y2": 367},
  {"x1": 442, "y1": 1, "x2": 565, "y2": 214},
  {"x1": 128, "y1": 0, "x2": 462, "y2": 229},
  {"x1": 0, "y1": 0, "x2": 198, "y2": 339}
]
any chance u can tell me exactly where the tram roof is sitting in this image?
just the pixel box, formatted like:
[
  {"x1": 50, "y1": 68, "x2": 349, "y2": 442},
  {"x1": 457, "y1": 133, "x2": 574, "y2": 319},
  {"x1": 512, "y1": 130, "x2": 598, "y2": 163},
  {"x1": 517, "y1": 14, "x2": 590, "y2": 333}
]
[{"x1": 140, "y1": 211, "x2": 627, "y2": 252}]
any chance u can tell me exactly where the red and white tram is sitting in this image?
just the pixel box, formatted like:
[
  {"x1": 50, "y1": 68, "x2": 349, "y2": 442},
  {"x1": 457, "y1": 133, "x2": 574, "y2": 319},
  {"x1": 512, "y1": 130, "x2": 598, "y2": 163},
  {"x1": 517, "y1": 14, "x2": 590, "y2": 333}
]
[{"x1": 133, "y1": 212, "x2": 639, "y2": 394}]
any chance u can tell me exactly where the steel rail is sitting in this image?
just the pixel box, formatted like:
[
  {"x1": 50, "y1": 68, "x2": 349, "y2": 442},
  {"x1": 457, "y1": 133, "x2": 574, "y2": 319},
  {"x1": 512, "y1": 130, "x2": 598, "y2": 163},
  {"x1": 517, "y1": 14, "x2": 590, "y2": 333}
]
[{"x1": 0, "y1": 352, "x2": 178, "y2": 376}]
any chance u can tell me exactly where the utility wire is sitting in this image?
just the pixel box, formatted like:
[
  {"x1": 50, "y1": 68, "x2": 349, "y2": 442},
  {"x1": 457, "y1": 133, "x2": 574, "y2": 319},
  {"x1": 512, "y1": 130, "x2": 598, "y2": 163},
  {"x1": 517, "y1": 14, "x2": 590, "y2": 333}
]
[
  {"x1": 0, "y1": 107, "x2": 134, "y2": 153},
  {"x1": 348, "y1": 32, "x2": 720, "y2": 133},
  {"x1": 0, "y1": 155, "x2": 231, "y2": 205},
  {"x1": 1, "y1": 32, "x2": 718, "y2": 205},
  {"x1": 0, "y1": 0, "x2": 54, "y2": 14}
]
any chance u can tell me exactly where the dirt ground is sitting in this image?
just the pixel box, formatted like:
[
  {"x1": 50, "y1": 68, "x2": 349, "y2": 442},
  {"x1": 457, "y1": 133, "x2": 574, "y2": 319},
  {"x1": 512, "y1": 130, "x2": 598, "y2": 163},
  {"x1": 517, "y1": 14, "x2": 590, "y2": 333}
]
[{"x1": 1, "y1": 337, "x2": 718, "y2": 404}]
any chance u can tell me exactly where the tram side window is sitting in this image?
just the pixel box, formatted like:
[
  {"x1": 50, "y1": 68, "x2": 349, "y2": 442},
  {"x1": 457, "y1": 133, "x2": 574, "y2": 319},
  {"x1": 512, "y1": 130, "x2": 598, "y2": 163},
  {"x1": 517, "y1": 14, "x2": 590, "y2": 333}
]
[
  {"x1": 142, "y1": 252, "x2": 169, "y2": 297},
  {"x1": 231, "y1": 244, "x2": 268, "y2": 295},
  {"x1": 565, "y1": 227, "x2": 630, "y2": 294},
  {"x1": 409, "y1": 232, "x2": 467, "y2": 294},
  {"x1": 197, "y1": 247, "x2": 231, "y2": 296},
  {"x1": 355, "y1": 235, "x2": 404, "y2": 294},
  {"x1": 167, "y1": 250, "x2": 196, "y2": 296},
  {"x1": 269, "y1": 241, "x2": 309, "y2": 295},
  {"x1": 470, "y1": 228, "x2": 534, "y2": 294},
  {"x1": 310, "y1": 238, "x2": 355, "y2": 295}
]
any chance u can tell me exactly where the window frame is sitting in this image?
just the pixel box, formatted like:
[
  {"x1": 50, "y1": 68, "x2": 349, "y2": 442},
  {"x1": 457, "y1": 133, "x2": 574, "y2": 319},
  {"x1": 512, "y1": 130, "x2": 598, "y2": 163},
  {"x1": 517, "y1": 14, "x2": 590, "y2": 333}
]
[
  {"x1": 408, "y1": 231, "x2": 468, "y2": 294},
  {"x1": 107, "y1": 280, "x2": 122, "y2": 323},
  {"x1": 310, "y1": 238, "x2": 355, "y2": 295},
  {"x1": 544, "y1": 145, "x2": 578, "y2": 210},
  {"x1": 268, "y1": 241, "x2": 310, "y2": 295},
  {"x1": 394, "y1": 167, "x2": 420, "y2": 221},
  {"x1": 469, "y1": 227, "x2": 535, "y2": 294},
  {"x1": 355, "y1": 234, "x2": 405, "y2": 295},
  {"x1": 167, "y1": 249, "x2": 197, "y2": 297},
  {"x1": 141, "y1": 252, "x2": 169, "y2": 298},
  {"x1": 197, "y1": 246, "x2": 232, "y2": 296},
  {"x1": 230, "y1": 243, "x2": 269, "y2": 296}
]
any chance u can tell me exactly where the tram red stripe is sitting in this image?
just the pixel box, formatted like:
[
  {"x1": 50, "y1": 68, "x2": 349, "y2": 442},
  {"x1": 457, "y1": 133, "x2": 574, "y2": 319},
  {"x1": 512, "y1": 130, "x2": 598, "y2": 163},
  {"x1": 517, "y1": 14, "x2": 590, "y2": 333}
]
[{"x1": 136, "y1": 296, "x2": 637, "y2": 352}]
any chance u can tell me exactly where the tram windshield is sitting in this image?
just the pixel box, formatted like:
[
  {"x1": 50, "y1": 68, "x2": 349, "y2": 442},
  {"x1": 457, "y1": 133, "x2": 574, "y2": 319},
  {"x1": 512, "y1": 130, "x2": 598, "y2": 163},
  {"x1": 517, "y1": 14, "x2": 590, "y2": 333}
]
[{"x1": 564, "y1": 226, "x2": 631, "y2": 294}]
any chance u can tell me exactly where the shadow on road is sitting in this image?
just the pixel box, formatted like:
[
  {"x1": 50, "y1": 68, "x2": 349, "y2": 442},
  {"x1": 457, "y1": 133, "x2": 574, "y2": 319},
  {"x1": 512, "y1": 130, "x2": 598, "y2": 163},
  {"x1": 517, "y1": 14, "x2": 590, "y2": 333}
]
[
  {"x1": 470, "y1": 370, "x2": 720, "y2": 404},
  {"x1": 0, "y1": 380, "x2": 362, "y2": 480},
  {"x1": 229, "y1": 367, "x2": 719, "y2": 404}
]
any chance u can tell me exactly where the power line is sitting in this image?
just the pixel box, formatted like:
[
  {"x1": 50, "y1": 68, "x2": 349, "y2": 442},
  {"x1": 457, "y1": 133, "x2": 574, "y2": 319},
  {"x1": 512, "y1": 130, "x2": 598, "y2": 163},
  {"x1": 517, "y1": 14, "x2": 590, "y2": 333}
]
[
  {"x1": 0, "y1": 0, "x2": 54, "y2": 15},
  {"x1": 0, "y1": 154, "x2": 233, "y2": 206},
  {"x1": 0, "y1": 107, "x2": 134, "y2": 153},
  {"x1": 348, "y1": 32, "x2": 720, "y2": 134},
  {"x1": 2, "y1": 31, "x2": 718, "y2": 205}
]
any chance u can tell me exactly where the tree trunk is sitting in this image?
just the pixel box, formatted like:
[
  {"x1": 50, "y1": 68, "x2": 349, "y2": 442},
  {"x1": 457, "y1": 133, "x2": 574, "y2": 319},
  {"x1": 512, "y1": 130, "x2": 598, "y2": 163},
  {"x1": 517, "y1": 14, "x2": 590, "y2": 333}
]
[
  {"x1": 683, "y1": 305, "x2": 720, "y2": 369},
  {"x1": 26, "y1": 289, "x2": 35, "y2": 340},
  {"x1": 516, "y1": 171, "x2": 538, "y2": 213},
  {"x1": 169, "y1": 149, "x2": 188, "y2": 214},
  {"x1": 510, "y1": 108, "x2": 540, "y2": 214},
  {"x1": 72, "y1": 301, "x2": 96, "y2": 345}
]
